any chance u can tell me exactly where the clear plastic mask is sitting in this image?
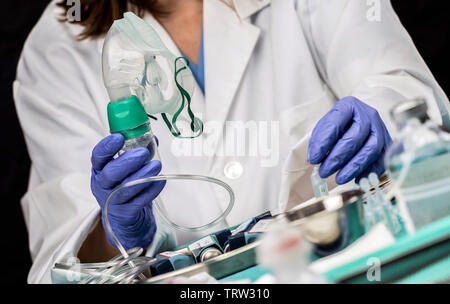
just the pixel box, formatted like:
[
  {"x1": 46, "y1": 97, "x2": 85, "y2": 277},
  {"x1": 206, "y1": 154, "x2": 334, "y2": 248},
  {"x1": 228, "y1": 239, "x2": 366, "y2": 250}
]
[{"x1": 102, "y1": 12, "x2": 202, "y2": 138}]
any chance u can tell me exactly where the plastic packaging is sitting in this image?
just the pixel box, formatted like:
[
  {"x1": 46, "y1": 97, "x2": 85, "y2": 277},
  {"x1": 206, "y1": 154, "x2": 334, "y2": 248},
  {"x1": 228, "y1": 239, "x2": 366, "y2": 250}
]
[{"x1": 257, "y1": 218, "x2": 326, "y2": 283}]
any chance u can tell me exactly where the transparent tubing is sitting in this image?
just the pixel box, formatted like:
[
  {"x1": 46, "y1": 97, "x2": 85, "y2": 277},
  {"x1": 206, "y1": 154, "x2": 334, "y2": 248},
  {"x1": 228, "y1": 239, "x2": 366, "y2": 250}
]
[
  {"x1": 57, "y1": 160, "x2": 235, "y2": 283},
  {"x1": 77, "y1": 249, "x2": 156, "y2": 284},
  {"x1": 61, "y1": 175, "x2": 234, "y2": 283},
  {"x1": 53, "y1": 247, "x2": 157, "y2": 284},
  {"x1": 103, "y1": 174, "x2": 236, "y2": 258}
]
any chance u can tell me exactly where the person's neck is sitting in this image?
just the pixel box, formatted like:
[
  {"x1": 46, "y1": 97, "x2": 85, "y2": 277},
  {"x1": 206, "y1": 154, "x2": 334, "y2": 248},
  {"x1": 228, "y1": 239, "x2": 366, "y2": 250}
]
[
  {"x1": 153, "y1": 0, "x2": 203, "y2": 65},
  {"x1": 155, "y1": 0, "x2": 202, "y2": 16}
]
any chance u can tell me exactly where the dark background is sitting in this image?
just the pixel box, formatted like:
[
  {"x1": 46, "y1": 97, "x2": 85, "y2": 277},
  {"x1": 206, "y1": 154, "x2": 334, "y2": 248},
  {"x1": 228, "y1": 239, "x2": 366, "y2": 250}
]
[{"x1": 0, "y1": 0, "x2": 449, "y2": 284}]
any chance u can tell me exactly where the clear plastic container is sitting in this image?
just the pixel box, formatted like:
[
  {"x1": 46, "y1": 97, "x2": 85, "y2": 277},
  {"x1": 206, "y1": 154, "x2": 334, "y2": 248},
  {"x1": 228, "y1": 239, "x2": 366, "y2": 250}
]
[
  {"x1": 119, "y1": 126, "x2": 158, "y2": 162},
  {"x1": 387, "y1": 98, "x2": 450, "y2": 232}
]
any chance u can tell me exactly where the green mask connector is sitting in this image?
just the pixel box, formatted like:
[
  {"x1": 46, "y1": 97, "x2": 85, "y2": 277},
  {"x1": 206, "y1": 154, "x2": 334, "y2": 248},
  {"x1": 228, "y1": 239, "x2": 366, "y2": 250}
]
[{"x1": 107, "y1": 95, "x2": 150, "y2": 140}]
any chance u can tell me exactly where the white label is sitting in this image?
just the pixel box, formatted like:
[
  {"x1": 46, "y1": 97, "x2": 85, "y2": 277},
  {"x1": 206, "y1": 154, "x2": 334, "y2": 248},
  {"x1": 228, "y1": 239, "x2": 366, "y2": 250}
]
[
  {"x1": 248, "y1": 219, "x2": 274, "y2": 234},
  {"x1": 188, "y1": 236, "x2": 214, "y2": 252},
  {"x1": 157, "y1": 251, "x2": 183, "y2": 258}
]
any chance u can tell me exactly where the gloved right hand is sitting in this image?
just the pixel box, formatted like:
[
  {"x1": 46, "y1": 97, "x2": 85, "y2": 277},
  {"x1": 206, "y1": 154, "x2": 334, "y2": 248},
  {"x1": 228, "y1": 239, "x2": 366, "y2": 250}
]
[
  {"x1": 308, "y1": 97, "x2": 392, "y2": 184},
  {"x1": 90, "y1": 134, "x2": 166, "y2": 250}
]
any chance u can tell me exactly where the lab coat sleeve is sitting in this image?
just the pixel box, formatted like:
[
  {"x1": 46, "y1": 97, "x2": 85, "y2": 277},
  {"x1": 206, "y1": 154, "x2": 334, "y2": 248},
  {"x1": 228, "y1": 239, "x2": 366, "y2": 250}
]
[
  {"x1": 13, "y1": 3, "x2": 174, "y2": 283},
  {"x1": 298, "y1": 0, "x2": 450, "y2": 134}
]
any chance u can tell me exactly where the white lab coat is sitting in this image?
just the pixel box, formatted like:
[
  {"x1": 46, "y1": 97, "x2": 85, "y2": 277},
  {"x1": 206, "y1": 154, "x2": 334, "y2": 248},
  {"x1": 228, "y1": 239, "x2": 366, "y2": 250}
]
[{"x1": 13, "y1": 0, "x2": 449, "y2": 283}]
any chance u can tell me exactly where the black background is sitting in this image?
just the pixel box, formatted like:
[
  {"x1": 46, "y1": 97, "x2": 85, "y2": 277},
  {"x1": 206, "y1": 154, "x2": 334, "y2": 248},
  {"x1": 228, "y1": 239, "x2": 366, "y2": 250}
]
[{"x1": 0, "y1": 0, "x2": 449, "y2": 284}]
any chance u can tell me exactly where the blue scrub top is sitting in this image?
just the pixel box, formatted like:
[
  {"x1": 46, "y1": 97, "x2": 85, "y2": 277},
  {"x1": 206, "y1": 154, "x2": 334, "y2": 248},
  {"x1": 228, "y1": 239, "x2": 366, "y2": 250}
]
[{"x1": 181, "y1": 31, "x2": 205, "y2": 94}]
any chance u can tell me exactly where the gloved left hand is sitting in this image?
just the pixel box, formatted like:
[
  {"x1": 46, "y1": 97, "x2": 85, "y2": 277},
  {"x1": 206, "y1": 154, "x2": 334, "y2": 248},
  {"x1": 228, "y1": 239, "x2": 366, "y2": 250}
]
[{"x1": 308, "y1": 96, "x2": 392, "y2": 184}]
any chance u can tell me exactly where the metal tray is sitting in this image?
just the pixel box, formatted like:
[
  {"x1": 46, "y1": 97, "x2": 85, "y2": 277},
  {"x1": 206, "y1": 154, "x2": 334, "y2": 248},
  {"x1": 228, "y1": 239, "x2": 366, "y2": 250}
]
[{"x1": 143, "y1": 189, "x2": 365, "y2": 283}]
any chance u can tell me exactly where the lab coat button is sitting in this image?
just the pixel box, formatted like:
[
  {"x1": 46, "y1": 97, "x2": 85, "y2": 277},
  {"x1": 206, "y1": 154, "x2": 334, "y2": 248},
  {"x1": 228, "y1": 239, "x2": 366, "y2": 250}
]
[{"x1": 224, "y1": 161, "x2": 244, "y2": 179}]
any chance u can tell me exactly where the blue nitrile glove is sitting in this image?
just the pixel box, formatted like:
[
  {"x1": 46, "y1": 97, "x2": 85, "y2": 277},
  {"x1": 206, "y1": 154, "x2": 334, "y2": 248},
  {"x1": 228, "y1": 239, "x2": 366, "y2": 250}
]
[
  {"x1": 90, "y1": 134, "x2": 166, "y2": 250},
  {"x1": 308, "y1": 97, "x2": 392, "y2": 184}
]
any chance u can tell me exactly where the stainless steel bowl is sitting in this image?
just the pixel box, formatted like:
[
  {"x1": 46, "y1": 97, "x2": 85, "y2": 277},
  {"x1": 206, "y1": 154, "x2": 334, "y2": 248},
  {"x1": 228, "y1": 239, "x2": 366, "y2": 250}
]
[{"x1": 285, "y1": 189, "x2": 365, "y2": 251}]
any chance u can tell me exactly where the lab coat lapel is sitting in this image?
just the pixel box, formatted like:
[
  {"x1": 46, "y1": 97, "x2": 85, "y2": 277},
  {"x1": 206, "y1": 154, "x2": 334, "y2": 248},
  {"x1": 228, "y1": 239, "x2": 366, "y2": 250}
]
[{"x1": 203, "y1": 0, "x2": 269, "y2": 124}]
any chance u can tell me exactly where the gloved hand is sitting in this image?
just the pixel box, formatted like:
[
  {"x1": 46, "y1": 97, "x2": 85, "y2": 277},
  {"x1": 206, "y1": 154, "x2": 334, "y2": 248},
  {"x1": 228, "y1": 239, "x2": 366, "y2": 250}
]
[
  {"x1": 308, "y1": 96, "x2": 392, "y2": 184},
  {"x1": 91, "y1": 134, "x2": 166, "y2": 250}
]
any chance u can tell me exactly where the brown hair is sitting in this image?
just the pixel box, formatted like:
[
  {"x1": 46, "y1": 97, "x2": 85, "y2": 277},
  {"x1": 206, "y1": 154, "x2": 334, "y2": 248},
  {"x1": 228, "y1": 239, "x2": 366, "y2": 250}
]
[{"x1": 57, "y1": 0, "x2": 168, "y2": 40}]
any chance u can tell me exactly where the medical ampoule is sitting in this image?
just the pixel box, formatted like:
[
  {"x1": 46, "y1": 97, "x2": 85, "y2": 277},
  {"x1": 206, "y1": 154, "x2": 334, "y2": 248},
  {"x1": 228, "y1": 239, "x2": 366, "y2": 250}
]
[
  {"x1": 359, "y1": 178, "x2": 378, "y2": 231},
  {"x1": 368, "y1": 173, "x2": 400, "y2": 234},
  {"x1": 310, "y1": 166, "x2": 329, "y2": 198}
]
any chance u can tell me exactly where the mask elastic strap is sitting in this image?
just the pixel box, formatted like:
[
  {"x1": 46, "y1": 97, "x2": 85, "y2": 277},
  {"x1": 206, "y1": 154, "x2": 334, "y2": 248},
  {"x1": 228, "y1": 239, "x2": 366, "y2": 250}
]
[{"x1": 161, "y1": 57, "x2": 204, "y2": 138}]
